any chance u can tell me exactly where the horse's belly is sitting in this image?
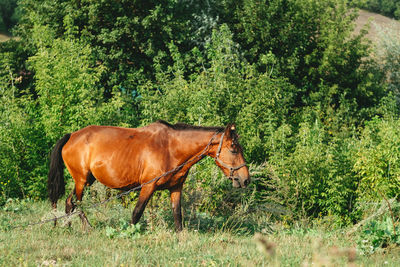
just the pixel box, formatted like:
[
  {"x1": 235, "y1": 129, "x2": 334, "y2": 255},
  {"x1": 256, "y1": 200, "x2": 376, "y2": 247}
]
[{"x1": 90, "y1": 160, "x2": 139, "y2": 189}]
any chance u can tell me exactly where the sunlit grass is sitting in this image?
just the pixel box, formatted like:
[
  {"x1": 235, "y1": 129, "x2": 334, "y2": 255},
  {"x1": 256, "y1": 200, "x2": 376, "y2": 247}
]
[{"x1": 1, "y1": 199, "x2": 399, "y2": 266}]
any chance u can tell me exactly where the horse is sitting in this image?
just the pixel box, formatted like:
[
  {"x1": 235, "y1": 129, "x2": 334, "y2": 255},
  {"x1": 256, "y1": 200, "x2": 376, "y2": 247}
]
[{"x1": 47, "y1": 120, "x2": 250, "y2": 231}]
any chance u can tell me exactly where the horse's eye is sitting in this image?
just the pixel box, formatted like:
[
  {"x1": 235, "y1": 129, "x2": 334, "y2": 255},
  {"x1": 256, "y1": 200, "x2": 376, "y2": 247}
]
[{"x1": 230, "y1": 145, "x2": 238, "y2": 154}]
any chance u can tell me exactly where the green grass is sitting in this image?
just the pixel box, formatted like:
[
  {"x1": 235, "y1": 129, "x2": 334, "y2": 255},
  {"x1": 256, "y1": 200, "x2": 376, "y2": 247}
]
[{"x1": 1, "y1": 199, "x2": 399, "y2": 266}]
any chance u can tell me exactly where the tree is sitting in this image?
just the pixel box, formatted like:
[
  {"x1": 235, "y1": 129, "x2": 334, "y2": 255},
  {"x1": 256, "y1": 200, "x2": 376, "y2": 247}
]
[
  {"x1": 221, "y1": 0, "x2": 379, "y2": 121},
  {"x1": 0, "y1": 0, "x2": 18, "y2": 34},
  {"x1": 16, "y1": 0, "x2": 209, "y2": 96}
]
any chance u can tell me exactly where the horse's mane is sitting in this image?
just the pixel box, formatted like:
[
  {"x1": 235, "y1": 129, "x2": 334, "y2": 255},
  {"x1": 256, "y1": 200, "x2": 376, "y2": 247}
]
[{"x1": 156, "y1": 120, "x2": 224, "y2": 132}]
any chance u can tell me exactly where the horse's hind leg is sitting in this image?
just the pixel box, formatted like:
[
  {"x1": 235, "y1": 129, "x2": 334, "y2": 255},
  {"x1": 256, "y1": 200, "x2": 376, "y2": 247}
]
[
  {"x1": 66, "y1": 190, "x2": 75, "y2": 213},
  {"x1": 65, "y1": 189, "x2": 76, "y2": 227},
  {"x1": 74, "y1": 180, "x2": 92, "y2": 230},
  {"x1": 65, "y1": 169, "x2": 95, "y2": 230}
]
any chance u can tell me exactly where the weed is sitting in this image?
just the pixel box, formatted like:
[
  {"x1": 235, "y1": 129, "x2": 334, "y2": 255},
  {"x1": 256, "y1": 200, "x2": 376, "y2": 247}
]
[
  {"x1": 357, "y1": 216, "x2": 400, "y2": 255},
  {"x1": 105, "y1": 219, "x2": 143, "y2": 239}
]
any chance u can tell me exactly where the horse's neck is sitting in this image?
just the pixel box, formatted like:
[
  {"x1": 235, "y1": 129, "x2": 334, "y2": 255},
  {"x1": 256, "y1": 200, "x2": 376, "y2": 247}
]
[{"x1": 172, "y1": 130, "x2": 219, "y2": 159}]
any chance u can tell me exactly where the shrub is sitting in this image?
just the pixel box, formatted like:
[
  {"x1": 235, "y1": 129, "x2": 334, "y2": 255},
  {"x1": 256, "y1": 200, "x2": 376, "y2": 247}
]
[
  {"x1": 0, "y1": 75, "x2": 47, "y2": 202},
  {"x1": 262, "y1": 119, "x2": 359, "y2": 223},
  {"x1": 354, "y1": 117, "x2": 400, "y2": 200}
]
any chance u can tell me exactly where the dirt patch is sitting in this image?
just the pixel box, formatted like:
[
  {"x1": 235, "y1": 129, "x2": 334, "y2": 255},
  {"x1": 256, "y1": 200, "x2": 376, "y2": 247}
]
[
  {"x1": 0, "y1": 33, "x2": 11, "y2": 42},
  {"x1": 355, "y1": 10, "x2": 400, "y2": 43}
]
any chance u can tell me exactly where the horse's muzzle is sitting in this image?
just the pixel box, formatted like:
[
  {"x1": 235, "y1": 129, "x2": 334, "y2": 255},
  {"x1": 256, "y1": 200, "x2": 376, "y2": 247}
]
[
  {"x1": 232, "y1": 176, "x2": 251, "y2": 188},
  {"x1": 243, "y1": 177, "x2": 251, "y2": 187}
]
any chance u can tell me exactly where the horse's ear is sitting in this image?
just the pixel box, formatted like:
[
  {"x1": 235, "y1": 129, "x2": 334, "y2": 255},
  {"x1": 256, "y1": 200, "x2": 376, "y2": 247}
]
[{"x1": 224, "y1": 123, "x2": 236, "y2": 139}]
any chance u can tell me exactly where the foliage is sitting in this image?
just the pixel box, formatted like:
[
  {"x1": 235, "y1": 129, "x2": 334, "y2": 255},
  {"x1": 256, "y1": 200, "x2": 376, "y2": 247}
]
[
  {"x1": 16, "y1": 0, "x2": 212, "y2": 95},
  {"x1": 354, "y1": 117, "x2": 400, "y2": 200},
  {"x1": 0, "y1": 49, "x2": 47, "y2": 203},
  {"x1": 0, "y1": 0, "x2": 19, "y2": 33},
  {"x1": 15, "y1": 0, "x2": 380, "y2": 120},
  {"x1": 139, "y1": 25, "x2": 243, "y2": 126},
  {"x1": 223, "y1": 0, "x2": 378, "y2": 117},
  {"x1": 0, "y1": 23, "x2": 138, "y2": 202},
  {"x1": 351, "y1": 21, "x2": 400, "y2": 204},
  {"x1": 140, "y1": 25, "x2": 296, "y2": 162},
  {"x1": 28, "y1": 26, "x2": 103, "y2": 140},
  {"x1": 360, "y1": 0, "x2": 400, "y2": 19},
  {"x1": 261, "y1": 119, "x2": 360, "y2": 223},
  {"x1": 0, "y1": 40, "x2": 32, "y2": 96},
  {"x1": 375, "y1": 24, "x2": 400, "y2": 108},
  {"x1": 357, "y1": 216, "x2": 400, "y2": 255},
  {"x1": 105, "y1": 219, "x2": 143, "y2": 239}
]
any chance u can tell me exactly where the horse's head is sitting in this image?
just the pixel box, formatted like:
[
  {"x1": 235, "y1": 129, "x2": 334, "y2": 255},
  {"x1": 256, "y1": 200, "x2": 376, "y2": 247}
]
[{"x1": 214, "y1": 123, "x2": 250, "y2": 188}]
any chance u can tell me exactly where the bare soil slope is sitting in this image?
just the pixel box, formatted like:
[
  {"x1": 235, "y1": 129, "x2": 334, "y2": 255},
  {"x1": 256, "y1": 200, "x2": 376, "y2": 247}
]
[{"x1": 355, "y1": 10, "x2": 400, "y2": 43}]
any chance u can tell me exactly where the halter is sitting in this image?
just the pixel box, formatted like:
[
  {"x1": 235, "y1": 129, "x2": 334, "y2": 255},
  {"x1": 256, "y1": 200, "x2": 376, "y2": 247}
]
[{"x1": 214, "y1": 131, "x2": 247, "y2": 179}]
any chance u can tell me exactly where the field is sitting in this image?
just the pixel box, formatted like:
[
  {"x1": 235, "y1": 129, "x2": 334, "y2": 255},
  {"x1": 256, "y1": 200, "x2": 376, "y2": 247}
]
[{"x1": 1, "y1": 198, "x2": 399, "y2": 266}]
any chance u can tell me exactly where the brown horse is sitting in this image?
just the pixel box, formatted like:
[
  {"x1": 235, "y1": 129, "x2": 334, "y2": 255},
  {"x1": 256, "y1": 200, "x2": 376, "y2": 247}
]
[{"x1": 47, "y1": 120, "x2": 250, "y2": 231}]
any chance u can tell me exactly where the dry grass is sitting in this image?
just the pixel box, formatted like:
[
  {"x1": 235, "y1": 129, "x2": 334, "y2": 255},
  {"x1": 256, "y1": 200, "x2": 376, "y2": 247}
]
[{"x1": 355, "y1": 10, "x2": 400, "y2": 43}]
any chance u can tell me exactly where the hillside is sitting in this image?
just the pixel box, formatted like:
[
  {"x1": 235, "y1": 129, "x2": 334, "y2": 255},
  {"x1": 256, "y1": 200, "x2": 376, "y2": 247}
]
[{"x1": 355, "y1": 10, "x2": 400, "y2": 43}]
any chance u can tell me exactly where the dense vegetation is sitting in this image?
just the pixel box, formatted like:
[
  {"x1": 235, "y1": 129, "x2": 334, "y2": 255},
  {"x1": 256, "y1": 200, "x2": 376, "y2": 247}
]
[
  {"x1": 1, "y1": 0, "x2": 400, "y2": 246},
  {"x1": 361, "y1": 0, "x2": 400, "y2": 19},
  {"x1": 0, "y1": 0, "x2": 19, "y2": 34}
]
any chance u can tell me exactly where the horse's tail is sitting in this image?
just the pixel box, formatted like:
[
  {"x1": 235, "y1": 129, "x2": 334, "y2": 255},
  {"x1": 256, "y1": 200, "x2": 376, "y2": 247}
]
[{"x1": 48, "y1": 133, "x2": 71, "y2": 208}]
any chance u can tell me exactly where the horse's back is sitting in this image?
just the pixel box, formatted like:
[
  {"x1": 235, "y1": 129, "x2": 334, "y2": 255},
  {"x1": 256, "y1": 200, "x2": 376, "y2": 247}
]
[{"x1": 65, "y1": 124, "x2": 162, "y2": 148}]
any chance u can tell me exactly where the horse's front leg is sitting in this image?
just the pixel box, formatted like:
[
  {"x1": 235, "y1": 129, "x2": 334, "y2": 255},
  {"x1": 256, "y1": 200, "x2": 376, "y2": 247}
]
[
  {"x1": 169, "y1": 183, "x2": 183, "y2": 232},
  {"x1": 131, "y1": 184, "x2": 156, "y2": 225}
]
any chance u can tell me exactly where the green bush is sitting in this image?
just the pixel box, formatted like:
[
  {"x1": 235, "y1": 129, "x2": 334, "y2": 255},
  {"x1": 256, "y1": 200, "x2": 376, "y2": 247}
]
[
  {"x1": 0, "y1": 83, "x2": 48, "y2": 202},
  {"x1": 354, "y1": 117, "x2": 400, "y2": 200},
  {"x1": 0, "y1": 0, "x2": 19, "y2": 34},
  {"x1": 260, "y1": 119, "x2": 359, "y2": 223},
  {"x1": 361, "y1": 0, "x2": 400, "y2": 19}
]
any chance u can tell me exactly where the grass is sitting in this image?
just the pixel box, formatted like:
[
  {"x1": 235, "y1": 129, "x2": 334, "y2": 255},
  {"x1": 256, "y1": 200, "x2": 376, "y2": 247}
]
[{"x1": 1, "y1": 197, "x2": 400, "y2": 266}]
